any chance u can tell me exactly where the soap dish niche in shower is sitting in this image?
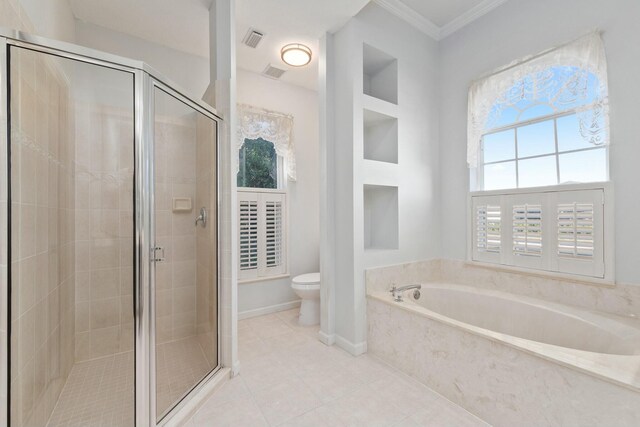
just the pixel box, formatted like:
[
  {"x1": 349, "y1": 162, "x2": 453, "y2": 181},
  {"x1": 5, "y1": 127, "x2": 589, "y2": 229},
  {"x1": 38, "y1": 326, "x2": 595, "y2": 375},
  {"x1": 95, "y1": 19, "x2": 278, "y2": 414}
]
[{"x1": 172, "y1": 197, "x2": 193, "y2": 212}]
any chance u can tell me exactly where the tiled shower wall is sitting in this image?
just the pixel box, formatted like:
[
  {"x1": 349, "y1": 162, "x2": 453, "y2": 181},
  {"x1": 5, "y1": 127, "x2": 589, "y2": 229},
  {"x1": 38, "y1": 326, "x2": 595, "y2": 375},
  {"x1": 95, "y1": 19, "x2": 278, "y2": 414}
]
[
  {"x1": 155, "y1": 115, "x2": 198, "y2": 344},
  {"x1": 195, "y1": 114, "x2": 217, "y2": 367},
  {"x1": 74, "y1": 103, "x2": 134, "y2": 362},
  {"x1": 9, "y1": 48, "x2": 76, "y2": 427}
]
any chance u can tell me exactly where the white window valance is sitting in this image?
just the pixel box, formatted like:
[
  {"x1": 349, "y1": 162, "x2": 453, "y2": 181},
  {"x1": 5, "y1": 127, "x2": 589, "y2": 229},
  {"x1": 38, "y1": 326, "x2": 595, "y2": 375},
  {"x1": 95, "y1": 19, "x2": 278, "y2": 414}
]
[
  {"x1": 467, "y1": 32, "x2": 609, "y2": 168},
  {"x1": 237, "y1": 104, "x2": 296, "y2": 181}
]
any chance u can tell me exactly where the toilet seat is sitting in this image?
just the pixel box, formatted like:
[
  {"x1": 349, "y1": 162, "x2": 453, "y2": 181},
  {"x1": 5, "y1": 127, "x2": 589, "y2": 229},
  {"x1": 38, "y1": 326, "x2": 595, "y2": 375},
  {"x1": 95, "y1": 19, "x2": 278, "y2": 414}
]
[{"x1": 292, "y1": 272, "x2": 320, "y2": 287}]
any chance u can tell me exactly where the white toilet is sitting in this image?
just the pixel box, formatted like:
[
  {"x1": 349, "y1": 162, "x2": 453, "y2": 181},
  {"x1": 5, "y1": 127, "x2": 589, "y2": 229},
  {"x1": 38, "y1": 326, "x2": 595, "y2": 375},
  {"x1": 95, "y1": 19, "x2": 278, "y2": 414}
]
[{"x1": 291, "y1": 272, "x2": 321, "y2": 326}]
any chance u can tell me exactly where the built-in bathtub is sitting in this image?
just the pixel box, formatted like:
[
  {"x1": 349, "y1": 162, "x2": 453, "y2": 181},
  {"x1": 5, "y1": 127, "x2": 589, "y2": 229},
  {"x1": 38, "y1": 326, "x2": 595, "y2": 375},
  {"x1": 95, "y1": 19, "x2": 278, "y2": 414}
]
[{"x1": 366, "y1": 260, "x2": 640, "y2": 426}]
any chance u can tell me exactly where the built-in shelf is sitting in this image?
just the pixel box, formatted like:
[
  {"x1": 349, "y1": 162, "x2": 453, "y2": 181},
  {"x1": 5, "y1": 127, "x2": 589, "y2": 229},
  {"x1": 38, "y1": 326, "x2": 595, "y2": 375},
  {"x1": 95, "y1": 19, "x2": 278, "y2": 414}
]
[
  {"x1": 362, "y1": 94, "x2": 398, "y2": 118},
  {"x1": 364, "y1": 184, "x2": 399, "y2": 251},
  {"x1": 363, "y1": 104, "x2": 398, "y2": 164},
  {"x1": 363, "y1": 43, "x2": 398, "y2": 105},
  {"x1": 362, "y1": 159, "x2": 398, "y2": 187}
]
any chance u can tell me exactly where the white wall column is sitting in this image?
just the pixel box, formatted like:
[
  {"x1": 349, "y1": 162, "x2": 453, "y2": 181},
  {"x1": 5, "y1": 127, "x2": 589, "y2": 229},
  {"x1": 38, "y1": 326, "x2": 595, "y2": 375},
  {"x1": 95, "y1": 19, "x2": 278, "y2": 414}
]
[
  {"x1": 319, "y1": 32, "x2": 336, "y2": 346},
  {"x1": 208, "y1": 0, "x2": 239, "y2": 376}
]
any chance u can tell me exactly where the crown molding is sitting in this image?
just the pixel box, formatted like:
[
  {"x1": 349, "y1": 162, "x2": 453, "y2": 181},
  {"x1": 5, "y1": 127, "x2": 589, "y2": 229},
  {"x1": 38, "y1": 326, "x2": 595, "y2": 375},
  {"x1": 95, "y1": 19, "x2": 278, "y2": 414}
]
[
  {"x1": 439, "y1": 0, "x2": 510, "y2": 39},
  {"x1": 373, "y1": 0, "x2": 510, "y2": 41},
  {"x1": 372, "y1": 0, "x2": 440, "y2": 40}
]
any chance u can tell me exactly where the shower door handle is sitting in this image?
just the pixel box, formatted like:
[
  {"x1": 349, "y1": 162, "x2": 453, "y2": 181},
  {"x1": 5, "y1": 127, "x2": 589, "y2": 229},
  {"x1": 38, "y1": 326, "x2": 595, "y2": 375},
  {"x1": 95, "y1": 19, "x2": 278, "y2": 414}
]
[{"x1": 152, "y1": 246, "x2": 165, "y2": 262}]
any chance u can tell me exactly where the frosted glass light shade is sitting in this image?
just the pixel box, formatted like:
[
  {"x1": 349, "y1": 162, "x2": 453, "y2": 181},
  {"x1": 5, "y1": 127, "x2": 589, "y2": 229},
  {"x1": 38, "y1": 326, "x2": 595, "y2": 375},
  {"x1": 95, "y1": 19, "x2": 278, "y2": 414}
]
[{"x1": 281, "y1": 43, "x2": 312, "y2": 67}]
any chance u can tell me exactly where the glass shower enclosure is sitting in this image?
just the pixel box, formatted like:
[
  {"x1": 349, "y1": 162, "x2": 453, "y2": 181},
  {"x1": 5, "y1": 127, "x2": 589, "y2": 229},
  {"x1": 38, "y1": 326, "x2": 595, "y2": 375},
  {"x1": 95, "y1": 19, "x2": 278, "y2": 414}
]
[{"x1": 0, "y1": 29, "x2": 221, "y2": 426}]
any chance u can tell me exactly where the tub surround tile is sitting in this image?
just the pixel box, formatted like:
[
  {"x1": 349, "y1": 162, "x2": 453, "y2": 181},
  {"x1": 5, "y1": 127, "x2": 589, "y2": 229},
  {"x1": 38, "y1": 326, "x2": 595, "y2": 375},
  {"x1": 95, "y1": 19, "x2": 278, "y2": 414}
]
[
  {"x1": 366, "y1": 258, "x2": 640, "y2": 318},
  {"x1": 367, "y1": 297, "x2": 640, "y2": 426},
  {"x1": 440, "y1": 260, "x2": 640, "y2": 318}
]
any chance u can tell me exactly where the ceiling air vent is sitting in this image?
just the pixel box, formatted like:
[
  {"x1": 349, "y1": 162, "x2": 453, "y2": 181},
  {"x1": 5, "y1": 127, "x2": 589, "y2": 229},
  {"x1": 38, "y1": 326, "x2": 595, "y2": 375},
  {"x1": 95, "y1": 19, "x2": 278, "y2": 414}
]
[
  {"x1": 242, "y1": 28, "x2": 264, "y2": 48},
  {"x1": 262, "y1": 64, "x2": 286, "y2": 79}
]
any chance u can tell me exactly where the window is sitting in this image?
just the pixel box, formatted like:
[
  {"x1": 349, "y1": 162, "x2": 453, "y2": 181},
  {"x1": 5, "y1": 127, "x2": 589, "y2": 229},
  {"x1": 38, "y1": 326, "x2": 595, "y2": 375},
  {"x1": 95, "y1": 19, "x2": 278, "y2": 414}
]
[
  {"x1": 236, "y1": 105, "x2": 294, "y2": 281},
  {"x1": 482, "y1": 111, "x2": 608, "y2": 190},
  {"x1": 468, "y1": 33, "x2": 610, "y2": 191},
  {"x1": 469, "y1": 34, "x2": 612, "y2": 280},
  {"x1": 237, "y1": 137, "x2": 288, "y2": 281}
]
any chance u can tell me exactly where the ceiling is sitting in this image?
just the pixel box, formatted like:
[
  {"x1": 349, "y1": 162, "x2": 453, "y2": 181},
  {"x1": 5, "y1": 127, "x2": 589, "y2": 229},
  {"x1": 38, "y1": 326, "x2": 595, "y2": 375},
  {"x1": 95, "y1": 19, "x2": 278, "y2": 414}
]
[
  {"x1": 374, "y1": 0, "x2": 510, "y2": 39},
  {"x1": 235, "y1": 0, "x2": 369, "y2": 90},
  {"x1": 400, "y1": 0, "x2": 487, "y2": 27},
  {"x1": 69, "y1": 0, "x2": 213, "y2": 58},
  {"x1": 68, "y1": 0, "x2": 509, "y2": 91}
]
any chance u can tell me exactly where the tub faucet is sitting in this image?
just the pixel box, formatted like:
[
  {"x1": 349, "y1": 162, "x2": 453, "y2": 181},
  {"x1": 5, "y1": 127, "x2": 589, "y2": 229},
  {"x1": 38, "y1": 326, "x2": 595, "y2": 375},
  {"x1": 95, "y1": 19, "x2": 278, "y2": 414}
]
[{"x1": 390, "y1": 284, "x2": 422, "y2": 302}]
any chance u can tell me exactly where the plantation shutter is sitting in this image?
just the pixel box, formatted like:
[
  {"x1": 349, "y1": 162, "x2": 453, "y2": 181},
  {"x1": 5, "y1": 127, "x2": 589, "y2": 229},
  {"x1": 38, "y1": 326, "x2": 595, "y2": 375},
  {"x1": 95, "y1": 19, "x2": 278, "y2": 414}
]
[
  {"x1": 472, "y1": 196, "x2": 502, "y2": 264},
  {"x1": 238, "y1": 191, "x2": 287, "y2": 280},
  {"x1": 238, "y1": 193, "x2": 259, "y2": 280},
  {"x1": 471, "y1": 188, "x2": 605, "y2": 278},
  {"x1": 551, "y1": 189, "x2": 604, "y2": 277},
  {"x1": 259, "y1": 193, "x2": 286, "y2": 276}
]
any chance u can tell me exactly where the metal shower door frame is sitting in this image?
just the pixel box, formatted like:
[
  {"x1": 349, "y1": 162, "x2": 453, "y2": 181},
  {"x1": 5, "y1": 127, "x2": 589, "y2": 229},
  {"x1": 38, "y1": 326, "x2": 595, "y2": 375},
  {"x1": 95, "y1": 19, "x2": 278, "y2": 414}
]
[{"x1": 0, "y1": 28, "x2": 223, "y2": 427}]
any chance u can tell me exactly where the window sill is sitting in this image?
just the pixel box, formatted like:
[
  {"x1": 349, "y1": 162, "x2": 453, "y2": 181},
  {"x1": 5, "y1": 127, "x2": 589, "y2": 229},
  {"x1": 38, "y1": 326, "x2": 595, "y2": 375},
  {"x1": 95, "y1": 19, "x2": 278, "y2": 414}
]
[
  {"x1": 470, "y1": 181, "x2": 611, "y2": 197},
  {"x1": 238, "y1": 187, "x2": 286, "y2": 194},
  {"x1": 238, "y1": 274, "x2": 291, "y2": 285},
  {"x1": 464, "y1": 260, "x2": 615, "y2": 289}
]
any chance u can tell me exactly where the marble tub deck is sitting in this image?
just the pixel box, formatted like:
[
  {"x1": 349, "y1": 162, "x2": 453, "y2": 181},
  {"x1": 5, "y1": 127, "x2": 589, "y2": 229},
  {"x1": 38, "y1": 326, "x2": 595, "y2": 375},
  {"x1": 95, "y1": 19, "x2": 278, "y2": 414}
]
[
  {"x1": 367, "y1": 295, "x2": 640, "y2": 426},
  {"x1": 368, "y1": 288, "x2": 640, "y2": 392}
]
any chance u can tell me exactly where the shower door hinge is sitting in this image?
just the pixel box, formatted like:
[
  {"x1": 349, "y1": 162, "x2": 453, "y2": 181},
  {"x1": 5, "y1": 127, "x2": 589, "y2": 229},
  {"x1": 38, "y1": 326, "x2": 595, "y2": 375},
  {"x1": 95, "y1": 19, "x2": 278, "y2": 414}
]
[{"x1": 152, "y1": 246, "x2": 165, "y2": 262}]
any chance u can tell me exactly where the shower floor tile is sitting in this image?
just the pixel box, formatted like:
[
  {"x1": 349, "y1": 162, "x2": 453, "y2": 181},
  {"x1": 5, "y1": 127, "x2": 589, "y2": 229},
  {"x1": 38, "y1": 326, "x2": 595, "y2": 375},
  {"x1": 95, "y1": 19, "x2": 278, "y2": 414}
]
[
  {"x1": 187, "y1": 308, "x2": 491, "y2": 427},
  {"x1": 46, "y1": 351, "x2": 134, "y2": 427},
  {"x1": 46, "y1": 335, "x2": 212, "y2": 427}
]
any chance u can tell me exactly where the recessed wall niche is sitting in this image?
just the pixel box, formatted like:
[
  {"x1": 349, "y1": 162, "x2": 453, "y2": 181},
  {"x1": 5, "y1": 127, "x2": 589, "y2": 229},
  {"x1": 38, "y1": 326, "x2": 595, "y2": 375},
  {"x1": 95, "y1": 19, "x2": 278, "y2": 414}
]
[
  {"x1": 363, "y1": 184, "x2": 399, "y2": 250},
  {"x1": 364, "y1": 108, "x2": 398, "y2": 164},
  {"x1": 363, "y1": 43, "x2": 398, "y2": 105}
]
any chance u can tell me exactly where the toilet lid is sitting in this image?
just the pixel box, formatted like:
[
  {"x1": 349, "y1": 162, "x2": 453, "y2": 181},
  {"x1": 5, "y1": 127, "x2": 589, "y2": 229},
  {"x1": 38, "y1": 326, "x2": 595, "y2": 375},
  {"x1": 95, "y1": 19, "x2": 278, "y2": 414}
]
[{"x1": 292, "y1": 272, "x2": 320, "y2": 285}]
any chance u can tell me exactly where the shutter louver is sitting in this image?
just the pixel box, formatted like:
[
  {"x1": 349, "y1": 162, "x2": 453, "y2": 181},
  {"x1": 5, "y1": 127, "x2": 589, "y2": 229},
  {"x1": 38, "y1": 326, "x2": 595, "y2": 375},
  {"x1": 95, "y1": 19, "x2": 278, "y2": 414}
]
[
  {"x1": 476, "y1": 205, "x2": 501, "y2": 253},
  {"x1": 557, "y1": 203, "x2": 594, "y2": 258},
  {"x1": 239, "y1": 200, "x2": 259, "y2": 271},
  {"x1": 513, "y1": 204, "x2": 542, "y2": 257},
  {"x1": 265, "y1": 200, "x2": 283, "y2": 268}
]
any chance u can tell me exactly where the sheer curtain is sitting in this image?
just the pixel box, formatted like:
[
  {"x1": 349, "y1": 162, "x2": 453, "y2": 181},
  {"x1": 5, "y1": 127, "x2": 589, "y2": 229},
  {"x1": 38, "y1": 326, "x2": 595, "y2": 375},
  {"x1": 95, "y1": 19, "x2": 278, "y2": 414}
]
[
  {"x1": 467, "y1": 32, "x2": 609, "y2": 168},
  {"x1": 237, "y1": 104, "x2": 296, "y2": 181}
]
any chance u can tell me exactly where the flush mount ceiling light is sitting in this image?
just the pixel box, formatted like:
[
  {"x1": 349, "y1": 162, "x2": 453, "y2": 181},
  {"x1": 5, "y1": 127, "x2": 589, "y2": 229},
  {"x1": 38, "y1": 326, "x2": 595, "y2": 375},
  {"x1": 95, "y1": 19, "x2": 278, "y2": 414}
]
[{"x1": 280, "y1": 43, "x2": 312, "y2": 67}]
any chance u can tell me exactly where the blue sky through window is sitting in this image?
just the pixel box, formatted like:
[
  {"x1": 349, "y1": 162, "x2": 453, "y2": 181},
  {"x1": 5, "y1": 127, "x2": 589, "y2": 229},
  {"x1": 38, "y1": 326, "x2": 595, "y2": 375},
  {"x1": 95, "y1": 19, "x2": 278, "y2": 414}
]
[{"x1": 481, "y1": 66, "x2": 607, "y2": 190}]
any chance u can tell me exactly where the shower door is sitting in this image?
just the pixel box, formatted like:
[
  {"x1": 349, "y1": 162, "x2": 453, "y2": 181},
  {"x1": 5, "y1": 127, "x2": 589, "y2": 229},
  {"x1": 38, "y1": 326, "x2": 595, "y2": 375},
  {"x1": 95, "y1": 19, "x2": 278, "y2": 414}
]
[
  {"x1": 151, "y1": 82, "x2": 219, "y2": 422},
  {"x1": 5, "y1": 44, "x2": 136, "y2": 427},
  {"x1": 1, "y1": 29, "x2": 222, "y2": 427}
]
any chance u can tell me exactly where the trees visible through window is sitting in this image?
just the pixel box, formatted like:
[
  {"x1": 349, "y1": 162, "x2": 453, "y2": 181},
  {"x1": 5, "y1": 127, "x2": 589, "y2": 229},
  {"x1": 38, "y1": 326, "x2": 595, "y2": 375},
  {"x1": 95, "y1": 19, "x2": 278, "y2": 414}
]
[{"x1": 237, "y1": 137, "x2": 278, "y2": 189}]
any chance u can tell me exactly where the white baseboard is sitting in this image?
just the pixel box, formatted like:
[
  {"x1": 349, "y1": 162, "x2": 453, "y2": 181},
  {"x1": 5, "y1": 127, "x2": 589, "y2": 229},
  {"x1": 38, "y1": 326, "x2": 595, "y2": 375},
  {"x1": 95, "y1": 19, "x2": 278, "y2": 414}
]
[
  {"x1": 238, "y1": 300, "x2": 301, "y2": 320},
  {"x1": 335, "y1": 335, "x2": 368, "y2": 356},
  {"x1": 318, "y1": 330, "x2": 335, "y2": 346},
  {"x1": 231, "y1": 360, "x2": 241, "y2": 377}
]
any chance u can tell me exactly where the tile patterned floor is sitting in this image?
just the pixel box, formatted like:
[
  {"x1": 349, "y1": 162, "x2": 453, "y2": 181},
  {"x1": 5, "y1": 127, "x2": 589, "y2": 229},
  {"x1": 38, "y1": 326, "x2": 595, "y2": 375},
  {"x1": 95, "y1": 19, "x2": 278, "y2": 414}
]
[
  {"x1": 187, "y1": 309, "x2": 490, "y2": 427},
  {"x1": 46, "y1": 352, "x2": 134, "y2": 427},
  {"x1": 47, "y1": 336, "x2": 213, "y2": 427}
]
